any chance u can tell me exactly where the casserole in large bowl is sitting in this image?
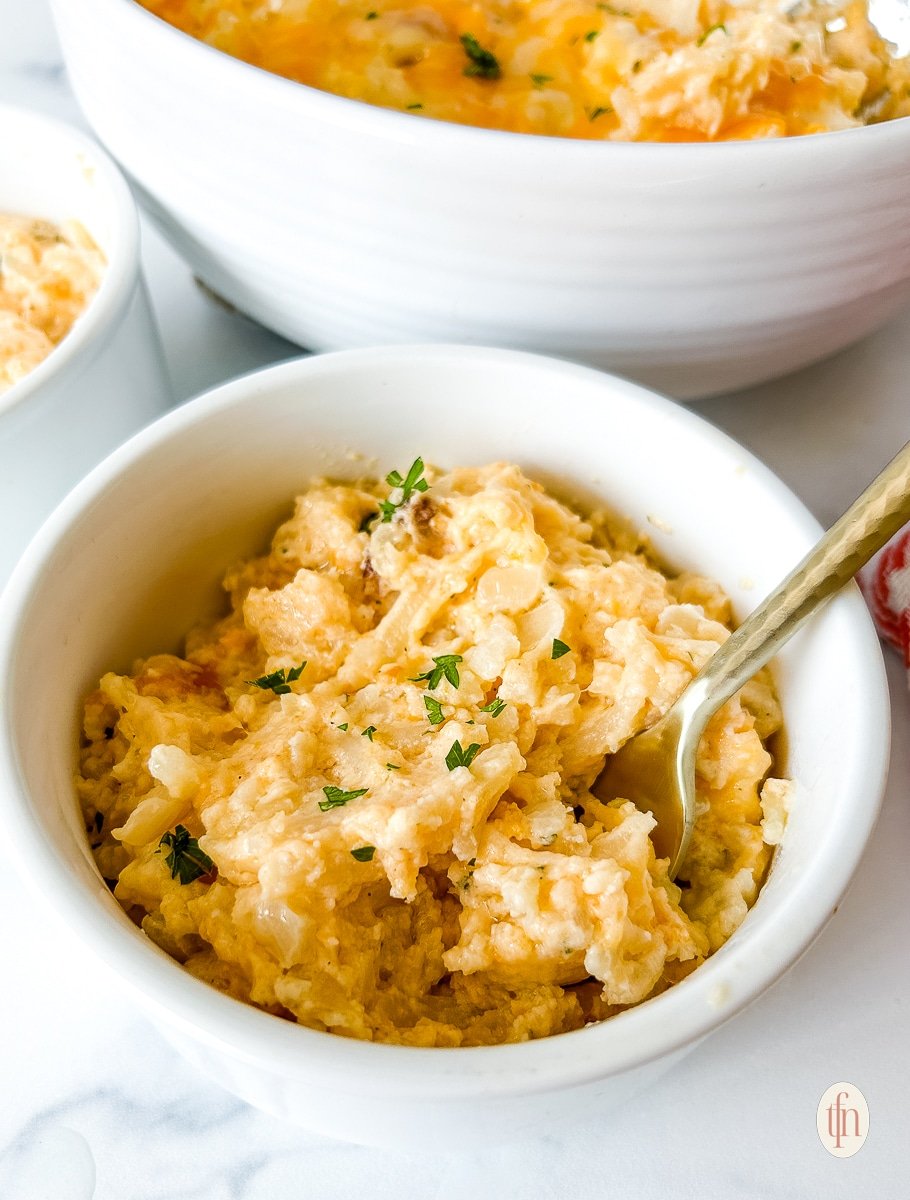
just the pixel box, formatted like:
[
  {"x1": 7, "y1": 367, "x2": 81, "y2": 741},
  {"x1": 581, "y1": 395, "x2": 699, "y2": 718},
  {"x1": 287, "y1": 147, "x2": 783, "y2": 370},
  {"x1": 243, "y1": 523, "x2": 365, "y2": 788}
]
[{"x1": 50, "y1": 0, "x2": 910, "y2": 398}]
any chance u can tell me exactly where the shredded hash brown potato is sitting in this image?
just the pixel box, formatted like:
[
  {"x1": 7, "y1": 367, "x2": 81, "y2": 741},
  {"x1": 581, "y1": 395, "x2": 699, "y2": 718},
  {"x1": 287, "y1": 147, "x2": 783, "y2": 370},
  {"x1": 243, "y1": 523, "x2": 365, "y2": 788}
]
[
  {"x1": 0, "y1": 215, "x2": 104, "y2": 394},
  {"x1": 79, "y1": 462, "x2": 791, "y2": 1045},
  {"x1": 138, "y1": 0, "x2": 909, "y2": 139}
]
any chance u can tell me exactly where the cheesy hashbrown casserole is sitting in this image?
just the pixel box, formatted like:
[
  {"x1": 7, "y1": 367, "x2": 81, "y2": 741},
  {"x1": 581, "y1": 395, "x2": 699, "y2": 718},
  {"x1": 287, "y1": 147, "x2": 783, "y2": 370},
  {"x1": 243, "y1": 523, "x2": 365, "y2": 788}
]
[
  {"x1": 79, "y1": 462, "x2": 791, "y2": 1045},
  {"x1": 0, "y1": 215, "x2": 104, "y2": 395},
  {"x1": 138, "y1": 0, "x2": 910, "y2": 140}
]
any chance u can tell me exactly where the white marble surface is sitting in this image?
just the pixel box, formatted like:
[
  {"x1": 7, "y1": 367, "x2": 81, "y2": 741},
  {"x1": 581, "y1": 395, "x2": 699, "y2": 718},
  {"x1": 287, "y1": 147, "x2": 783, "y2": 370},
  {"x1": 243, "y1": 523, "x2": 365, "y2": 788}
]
[{"x1": 1, "y1": 3, "x2": 908, "y2": 1196}]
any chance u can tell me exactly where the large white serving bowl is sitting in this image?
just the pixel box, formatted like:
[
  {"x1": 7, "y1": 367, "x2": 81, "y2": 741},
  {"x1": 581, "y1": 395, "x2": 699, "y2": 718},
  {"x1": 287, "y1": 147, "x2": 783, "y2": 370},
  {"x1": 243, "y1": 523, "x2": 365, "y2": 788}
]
[
  {"x1": 0, "y1": 347, "x2": 889, "y2": 1148},
  {"x1": 0, "y1": 103, "x2": 172, "y2": 585},
  {"x1": 50, "y1": 0, "x2": 910, "y2": 399}
]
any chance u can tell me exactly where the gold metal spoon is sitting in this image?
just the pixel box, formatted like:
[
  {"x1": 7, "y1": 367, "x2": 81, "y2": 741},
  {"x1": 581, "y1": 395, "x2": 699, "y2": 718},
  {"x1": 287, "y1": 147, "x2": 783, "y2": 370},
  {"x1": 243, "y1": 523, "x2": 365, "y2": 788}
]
[{"x1": 593, "y1": 440, "x2": 910, "y2": 878}]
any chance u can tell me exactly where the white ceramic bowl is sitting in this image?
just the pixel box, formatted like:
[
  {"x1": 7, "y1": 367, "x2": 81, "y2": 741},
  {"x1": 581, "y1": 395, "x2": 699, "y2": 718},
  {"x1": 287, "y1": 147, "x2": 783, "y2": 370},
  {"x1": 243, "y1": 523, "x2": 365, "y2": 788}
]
[
  {"x1": 0, "y1": 346, "x2": 889, "y2": 1149},
  {"x1": 50, "y1": 0, "x2": 910, "y2": 399},
  {"x1": 0, "y1": 103, "x2": 172, "y2": 585}
]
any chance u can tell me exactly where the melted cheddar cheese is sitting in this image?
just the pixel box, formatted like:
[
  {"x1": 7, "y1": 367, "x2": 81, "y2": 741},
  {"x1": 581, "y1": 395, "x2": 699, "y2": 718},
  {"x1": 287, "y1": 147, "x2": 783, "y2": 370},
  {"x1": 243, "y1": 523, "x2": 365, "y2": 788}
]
[{"x1": 138, "y1": 0, "x2": 909, "y2": 139}]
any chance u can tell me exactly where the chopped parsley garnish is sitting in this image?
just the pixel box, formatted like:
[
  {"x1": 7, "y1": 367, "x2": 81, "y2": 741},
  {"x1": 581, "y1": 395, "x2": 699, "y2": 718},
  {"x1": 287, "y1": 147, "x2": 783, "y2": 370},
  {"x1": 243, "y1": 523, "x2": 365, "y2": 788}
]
[
  {"x1": 386, "y1": 762, "x2": 400, "y2": 770},
  {"x1": 361, "y1": 725, "x2": 377, "y2": 741},
  {"x1": 365, "y1": 10, "x2": 378, "y2": 18},
  {"x1": 587, "y1": 106, "x2": 612, "y2": 121},
  {"x1": 446, "y1": 740, "x2": 482, "y2": 771},
  {"x1": 247, "y1": 662, "x2": 306, "y2": 695},
  {"x1": 411, "y1": 653, "x2": 463, "y2": 690},
  {"x1": 378, "y1": 456, "x2": 429, "y2": 522},
  {"x1": 530, "y1": 73, "x2": 553, "y2": 87},
  {"x1": 319, "y1": 786, "x2": 368, "y2": 811},
  {"x1": 406, "y1": 102, "x2": 423, "y2": 110},
  {"x1": 697, "y1": 23, "x2": 727, "y2": 46},
  {"x1": 480, "y1": 696, "x2": 507, "y2": 718},
  {"x1": 584, "y1": 30, "x2": 600, "y2": 42},
  {"x1": 457, "y1": 857, "x2": 478, "y2": 891},
  {"x1": 423, "y1": 695, "x2": 446, "y2": 725},
  {"x1": 790, "y1": 40, "x2": 802, "y2": 53},
  {"x1": 551, "y1": 638, "x2": 571, "y2": 659},
  {"x1": 158, "y1": 826, "x2": 216, "y2": 885},
  {"x1": 351, "y1": 845, "x2": 376, "y2": 861},
  {"x1": 337, "y1": 723, "x2": 349, "y2": 731},
  {"x1": 461, "y1": 33, "x2": 501, "y2": 80}
]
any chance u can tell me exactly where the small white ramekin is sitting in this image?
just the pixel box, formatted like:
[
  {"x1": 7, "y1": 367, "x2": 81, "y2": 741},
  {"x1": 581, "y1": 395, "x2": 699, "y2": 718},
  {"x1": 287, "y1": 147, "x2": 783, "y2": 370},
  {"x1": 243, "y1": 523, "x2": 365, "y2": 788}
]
[
  {"x1": 0, "y1": 103, "x2": 171, "y2": 583},
  {"x1": 0, "y1": 346, "x2": 890, "y2": 1148},
  {"x1": 50, "y1": 0, "x2": 910, "y2": 398}
]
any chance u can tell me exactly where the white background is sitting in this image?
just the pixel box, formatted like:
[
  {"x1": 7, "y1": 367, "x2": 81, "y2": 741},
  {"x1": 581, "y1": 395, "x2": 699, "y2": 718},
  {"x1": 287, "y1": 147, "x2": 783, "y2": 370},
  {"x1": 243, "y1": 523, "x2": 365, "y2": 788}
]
[{"x1": 0, "y1": 3, "x2": 908, "y2": 1195}]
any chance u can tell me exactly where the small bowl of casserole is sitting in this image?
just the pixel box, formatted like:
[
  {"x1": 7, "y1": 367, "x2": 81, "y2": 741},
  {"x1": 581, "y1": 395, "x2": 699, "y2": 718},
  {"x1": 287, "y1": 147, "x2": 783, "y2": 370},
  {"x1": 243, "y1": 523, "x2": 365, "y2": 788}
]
[
  {"x1": 0, "y1": 345, "x2": 889, "y2": 1148},
  {"x1": 0, "y1": 103, "x2": 171, "y2": 583},
  {"x1": 49, "y1": 0, "x2": 910, "y2": 397}
]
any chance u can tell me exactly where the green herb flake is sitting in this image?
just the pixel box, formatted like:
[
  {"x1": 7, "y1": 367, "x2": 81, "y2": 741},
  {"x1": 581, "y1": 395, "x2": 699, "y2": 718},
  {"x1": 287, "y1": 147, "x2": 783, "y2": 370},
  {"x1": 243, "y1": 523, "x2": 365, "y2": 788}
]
[
  {"x1": 365, "y1": 10, "x2": 378, "y2": 18},
  {"x1": 351, "y1": 845, "x2": 376, "y2": 861},
  {"x1": 386, "y1": 762, "x2": 400, "y2": 770},
  {"x1": 379, "y1": 456, "x2": 429, "y2": 522},
  {"x1": 551, "y1": 638, "x2": 571, "y2": 660},
  {"x1": 530, "y1": 73, "x2": 553, "y2": 87},
  {"x1": 790, "y1": 39, "x2": 802, "y2": 53},
  {"x1": 158, "y1": 825, "x2": 216, "y2": 885},
  {"x1": 587, "y1": 106, "x2": 612, "y2": 121},
  {"x1": 458, "y1": 858, "x2": 477, "y2": 890},
  {"x1": 411, "y1": 653, "x2": 463, "y2": 690},
  {"x1": 697, "y1": 23, "x2": 727, "y2": 47},
  {"x1": 461, "y1": 33, "x2": 501, "y2": 80},
  {"x1": 406, "y1": 102, "x2": 423, "y2": 110},
  {"x1": 320, "y1": 786, "x2": 369, "y2": 811},
  {"x1": 423, "y1": 695, "x2": 446, "y2": 725},
  {"x1": 445, "y1": 740, "x2": 482, "y2": 771},
  {"x1": 247, "y1": 661, "x2": 306, "y2": 695},
  {"x1": 480, "y1": 696, "x2": 507, "y2": 718},
  {"x1": 597, "y1": 3, "x2": 632, "y2": 14},
  {"x1": 584, "y1": 30, "x2": 600, "y2": 42},
  {"x1": 337, "y1": 723, "x2": 349, "y2": 732},
  {"x1": 361, "y1": 725, "x2": 377, "y2": 741}
]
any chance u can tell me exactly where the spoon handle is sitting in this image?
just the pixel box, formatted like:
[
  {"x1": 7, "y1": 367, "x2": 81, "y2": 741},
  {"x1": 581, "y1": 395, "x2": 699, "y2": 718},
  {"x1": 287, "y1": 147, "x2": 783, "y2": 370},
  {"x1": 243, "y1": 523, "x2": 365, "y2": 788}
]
[{"x1": 682, "y1": 439, "x2": 910, "y2": 729}]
